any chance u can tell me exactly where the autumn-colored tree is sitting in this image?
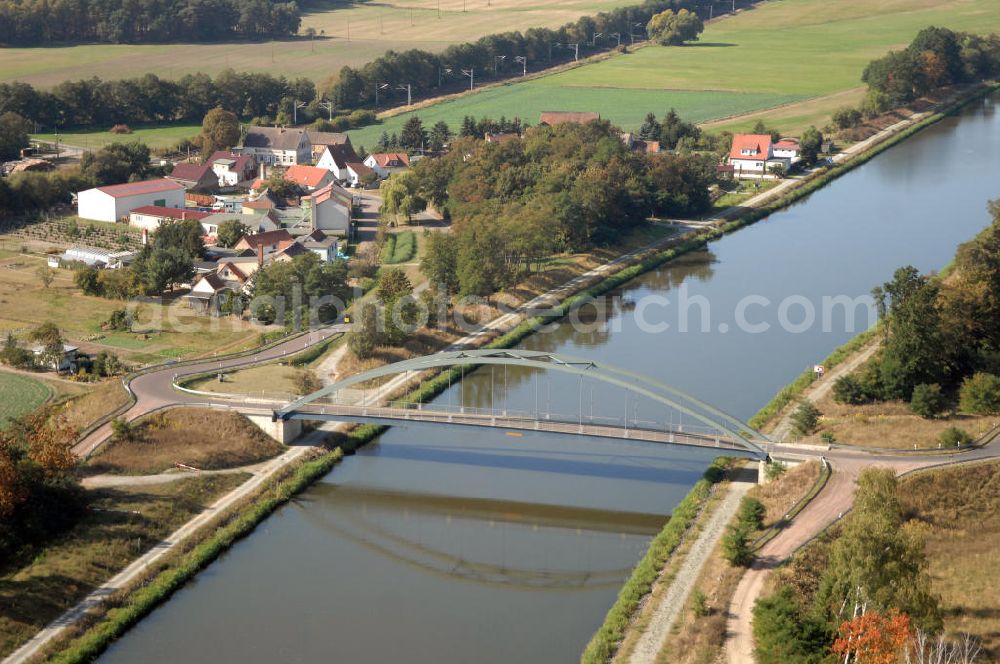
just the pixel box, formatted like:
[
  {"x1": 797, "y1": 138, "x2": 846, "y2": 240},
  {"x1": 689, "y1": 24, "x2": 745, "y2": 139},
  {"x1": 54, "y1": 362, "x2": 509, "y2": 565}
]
[{"x1": 833, "y1": 609, "x2": 912, "y2": 664}]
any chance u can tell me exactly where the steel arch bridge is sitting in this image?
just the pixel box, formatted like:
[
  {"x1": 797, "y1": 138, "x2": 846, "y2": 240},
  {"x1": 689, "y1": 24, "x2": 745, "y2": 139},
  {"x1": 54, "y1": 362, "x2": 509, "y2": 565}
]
[{"x1": 274, "y1": 349, "x2": 770, "y2": 459}]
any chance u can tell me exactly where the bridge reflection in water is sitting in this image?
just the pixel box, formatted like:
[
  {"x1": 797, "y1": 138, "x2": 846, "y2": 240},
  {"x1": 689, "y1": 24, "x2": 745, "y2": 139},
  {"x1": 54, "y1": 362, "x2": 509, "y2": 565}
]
[{"x1": 295, "y1": 484, "x2": 664, "y2": 591}]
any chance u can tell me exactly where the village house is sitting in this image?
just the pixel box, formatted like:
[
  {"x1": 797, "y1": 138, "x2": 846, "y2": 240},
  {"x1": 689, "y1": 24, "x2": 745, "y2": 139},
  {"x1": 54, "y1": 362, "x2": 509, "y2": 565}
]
[
  {"x1": 283, "y1": 164, "x2": 337, "y2": 192},
  {"x1": 128, "y1": 206, "x2": 212, "y2": 233},
  {"x1": 77, "y1": 179, "x2": 185, "y2": 222},
  {"x1": 307, "y1": 131, "x2": 353, "y2": 163},
  {"x1": 772, "y1": 138, "x2": 801, "y2": 162},
  {"x1": 539, "y1": 111, "x2": 600, "y2": 126},
  {"x1": 318, "y1": 145, "x2": 373, "y2": 186},
  {"x1": 207, "y1": 151, "x2": 257, "y2": 188},
  {"x1": 239, "y1": 127, "x2": 312, "y2": 166},
  {"x1": 728, "y1": 134, "x2": 793, "y2": 176},
  {"x1": 30, "y1": 343, "x2": 79, "y2": 372},
  {"x1": 293, "y1": 229, "x2": 338, "y2": 262},
  {"x1": 233, "y1": 229, "x2": 296, "y2": 257},
  {"x1": 295, "y1": 182, "x2": 354, "y2": 237},
  {"x1": 621, "y1": 133, "x2": 662, "y2": 154},
  {"x1": 363, "y1": 152, "x2": 410, "y2": 179},
  {"x1": 167, "y1": 162, "x2": 217, "y2": 192}
]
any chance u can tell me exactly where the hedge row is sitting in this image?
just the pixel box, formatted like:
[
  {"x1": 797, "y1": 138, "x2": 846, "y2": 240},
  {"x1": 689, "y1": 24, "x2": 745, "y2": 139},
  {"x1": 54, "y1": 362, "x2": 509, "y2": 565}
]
[{"x1": 580, "y1": 458, "x2": 730, "y2": 664}]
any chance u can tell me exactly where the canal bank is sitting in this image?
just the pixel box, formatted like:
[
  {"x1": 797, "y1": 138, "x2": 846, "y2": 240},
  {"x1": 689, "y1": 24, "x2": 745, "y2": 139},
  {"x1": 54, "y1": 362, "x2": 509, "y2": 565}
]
[{"x1": 26, "y1": 85, "x2": 1000, "y2": 663}]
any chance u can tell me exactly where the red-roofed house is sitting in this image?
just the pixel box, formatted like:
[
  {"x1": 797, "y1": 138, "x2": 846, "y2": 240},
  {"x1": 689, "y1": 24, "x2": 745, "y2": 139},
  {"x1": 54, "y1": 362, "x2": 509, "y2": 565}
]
[
  {"x1": 233, "y1": 229, "x2": 295, "y2": 257},
  {"x1": 284, "y1": 165, "x2": 336, "y2": 192},
  {"x1": 539, "y1": 111, "x2": 600, "y2": 126},
  {"x1": 167, "y1": 163, "x2": 217, "y2": 191},
  {"x1": 363, "y1": 152, "x2": 410, "y2": 179},
  {"x1": 772, "y1": 138, "x2": 801, "y2": 161},
  {"x1": 77, "y1": 179, "x2": 185, "y2": 222},
  {"x1": 728, "y1": 134, "x2": 778, "y2": 176},
  {"x1": 129, "y1": 206, "x2": 212, "y2": 232}
]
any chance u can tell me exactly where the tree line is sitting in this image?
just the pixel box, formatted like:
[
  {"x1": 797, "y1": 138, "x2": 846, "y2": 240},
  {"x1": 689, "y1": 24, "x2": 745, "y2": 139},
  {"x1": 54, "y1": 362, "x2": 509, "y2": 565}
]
[
  {"x1": 0, "y1": 0, "x2": 300, "y2": 45},
  {"x1": 410, "y1": 118, "x2": 716, "y2": 296},
  {"x1": 829, "y1": 199, "x2": 1000, "y2": 424},
  {"x1": 862, "y1": 26, "x2": 1000, "y2": 112}
]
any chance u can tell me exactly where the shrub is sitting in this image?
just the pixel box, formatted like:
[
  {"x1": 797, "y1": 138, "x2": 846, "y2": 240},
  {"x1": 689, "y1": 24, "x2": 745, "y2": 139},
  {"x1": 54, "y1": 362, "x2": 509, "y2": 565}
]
[
  {"x1": 738, "y1": 496, "x2": 765, "y2": 530},
  {"x1": 832, "y1": 107, "x2": 863, "y2": 129},
  {"x1": 691, "y1": 589, "x2": 709, "y2": 618},
  {"x1": 939, "y1": 427, "x2": 972, "y2": 447},
  {"x1": 110, "y1": 417, "x2": 136, "y2": 442},
  {"x1": 753, "y1": 584, "x2": 831, "y2": 664},
  {"x1": 820, "y1": 431, "x2": 836, "y2": 444},
  {"x1": 292, "y1": 369, "x2": 322, "y2": 395},
  {"x1": 764, "y1": 460, "x2": 787, "y2": 481},
  {"x1": 832, "y1": 375, "x2": 872, "y2": 405},
  {"x1": 909, "y1": 383, "x2": 948, "y2": 419},
  {"x1": 109, "y1": 124, "x2": 132, "y2": 134},
  {"x1": 722, "y1": 524, "x2": 752, "y2": 566},
  {"x1": 790, "y1": 402, "x2": 821, "y2": 437},
  {"x1": 959, "y1": 372, "x2": 1000, "y2": 415}
]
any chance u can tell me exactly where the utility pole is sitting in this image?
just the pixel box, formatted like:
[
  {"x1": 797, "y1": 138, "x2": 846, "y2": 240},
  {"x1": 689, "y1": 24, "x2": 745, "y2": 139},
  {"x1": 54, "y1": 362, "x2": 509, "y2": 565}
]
[
  {"x1": 494, "y1": 54, "x2": 506, "y2": 76},
  {"x1": 609, "y1": 32, "x2": 621, "y2": 47},
  {"x1": 319, "y1": 100, "x2": 334, "y2": 120},
  {"x1": 397, "y1": 83, "x2": 412, "y2": 106},
  {"x1": 569, "y1": 43, "x2": 579, "y2": 61},
  {"x1": 462, "y1": 68, "x2": 474, "y2": 91},
  {"x1": 293, "y1": 100, "x2": 306, "y2": 125},
  {"x1": 347, "y1": 19, "x2": 350, "y2": 41},
  {"x1": 514, "y1": 55, "x2": 527, "y2": 76},
  {"x1": 591, "y1": 32, "x2": 602, "y2": 46}
]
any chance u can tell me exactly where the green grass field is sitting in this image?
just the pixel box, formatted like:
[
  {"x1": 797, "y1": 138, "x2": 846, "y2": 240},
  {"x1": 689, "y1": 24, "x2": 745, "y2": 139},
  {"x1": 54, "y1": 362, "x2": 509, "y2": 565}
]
[
  {"x1": 348, "y1": 0, "x2": 1000, "y2": 142},
  {"x1": 0, "y1": 0, "x2": 633, "y2": 87},
  {"x1": 32, "y1": 123, "x2": 201, "y2": 150},
  {"x1": 0, "y1": 372, "x2": 51, "y2": 428}
]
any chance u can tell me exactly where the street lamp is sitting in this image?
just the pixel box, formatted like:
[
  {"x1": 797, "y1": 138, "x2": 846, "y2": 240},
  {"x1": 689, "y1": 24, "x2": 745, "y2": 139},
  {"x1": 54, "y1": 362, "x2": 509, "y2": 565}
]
[
  {"x1": 461, "y1": 68, "x2": 475, "y2": 91},
  {"x1": 375, "y1": 83, "x2": 389, "y2": 108},
  {"x1": 396, "y1": 83, "x2": 412, "y2": 107},
  {"x1": 514, "y1": 55, "x2": 527, "y2": 76},
  {"x1": 293, "y1": 100, "x2": 307, "y2": 125}
]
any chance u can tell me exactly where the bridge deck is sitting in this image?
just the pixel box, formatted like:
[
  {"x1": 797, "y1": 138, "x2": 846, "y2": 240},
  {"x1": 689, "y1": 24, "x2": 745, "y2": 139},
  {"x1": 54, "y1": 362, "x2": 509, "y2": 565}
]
[{"x1": 285, "y1": 403, "x2": 765, "y2": 457}]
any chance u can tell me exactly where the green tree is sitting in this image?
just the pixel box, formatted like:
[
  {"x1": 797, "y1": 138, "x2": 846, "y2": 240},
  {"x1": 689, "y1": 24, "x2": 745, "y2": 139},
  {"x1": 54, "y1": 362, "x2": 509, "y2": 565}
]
[
  {"x1": 347, "y1": 301, "x2": 378, "y2": 358},
  {"x1": 799, "y1": 126, "x2": 823, "y2": 165},
  {"x1": 790, "y1": 402, "x2": 821, "y2": 437},
  {"x1": 832, "y1": 375, "x2": 872, "y2": 405},
  {"x1": 198, "y1": 107, "x2": 241, "y2": 156},
  {"x1": 73, "y1": 265, "x2": 101, "y2": 297},
  {"x1": 80, "y1": 141, "x2": 153, "y2": 186},
  {"x1": 958, "y1": 372, "x2": 1000, "y2": 415},
  {"x1": 753, "y1": 585, "x2": 832, "y2": 664},
  {"x1": 36, "y1": 265, "x2": 54, "y2": 289},
  {"x1": 428, "y1": 120, "x2": 451, "y2": 153},
  {"x1": 252, "y1": 252, "x2": 349, "y2": 325},
  {"x1": 738, "y1": 496, "x2": 766, "y2": 530},
  {"x1": 379, "y1": 170, "x2": 427, "y2": 225},
  {"x1": 375, "y1": 267, "x2": 416, "y2": 345},
  {"x1": 216, "y1": 219, "x2": 249, "y2": 248},
  {"x1": 420, "y1": 232, "x2": 459, "y2": 293},
  {"x1": 647, "y1": 8, "x2": 704, "y2": 46},
  {"x1": 0, "y1": 111, "x2": 32, "y2": 161},
  {"x1": 909, "y1": 383, "x2": 948, "y2": 418},
  {"x1": 400, "y1": 116, "x2": 427, "y2": 152},
  {"x1": 815, "y1": 467, "x2": 941, "y2": 631},
  {"x1": 638, "y1": 112, "x2": 661, "y2": 140},
  {"x1": 721, "y1": 524, "x2": 753, "y2": 566}
]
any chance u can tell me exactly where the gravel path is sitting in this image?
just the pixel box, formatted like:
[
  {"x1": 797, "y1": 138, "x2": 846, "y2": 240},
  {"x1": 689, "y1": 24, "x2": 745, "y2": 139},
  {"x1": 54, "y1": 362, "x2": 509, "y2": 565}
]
[{"x1": 625, "y1": 477, "x2": 754, "y2": 664}]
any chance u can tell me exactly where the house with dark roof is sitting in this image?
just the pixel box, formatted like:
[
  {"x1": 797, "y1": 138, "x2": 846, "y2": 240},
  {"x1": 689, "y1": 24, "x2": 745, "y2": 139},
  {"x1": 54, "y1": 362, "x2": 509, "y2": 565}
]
[
  {"x1": 307, "y1": 131, "x2": 353, "y2": 163},
  {"x1": 207, "y1": 151, "x2": 257, "y2": 187},
  {"x1": 362, "y1": 152, "x2": 410, "y2": 179},
  {"x1": 77, "y1": 179, "x2": 186, "y2": 222},
  {"x1": 239, "y1": 127, "x2": 312, "y2": 166},
  {"x1": 539, "y1": 111, "x2": 600, "y2": 126},
  {"x1": 167, "y1": 163, "x2": 217, "y2": 191},
  {"x1": 318, "y1": 145, "x2": 374, "y2": 186}
]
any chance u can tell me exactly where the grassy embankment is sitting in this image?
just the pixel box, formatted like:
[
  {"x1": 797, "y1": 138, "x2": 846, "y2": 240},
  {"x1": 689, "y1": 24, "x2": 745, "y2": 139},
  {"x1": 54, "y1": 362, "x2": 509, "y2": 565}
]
[
  {"x1": 84, "y1": 408, "x2": 286, "y2": 475},
  {"x1": 33, "y1": 81, "x2": 999, "y2": 663},
  {"x1": 899, "y1": 461, "x2": 1000, "y2": 658},
  {"x1": 32, "y1": 123, "x2": 201, "y2": 151},
  {"x1": 0, "y1": 372, "x2": 51, "y2": 427},
  {"x1": 0, "y1": 473, "x2": 248, "y2": 659},
  {"x1": 347, "y1": 0, "x2": 1000, "y2": 146}
]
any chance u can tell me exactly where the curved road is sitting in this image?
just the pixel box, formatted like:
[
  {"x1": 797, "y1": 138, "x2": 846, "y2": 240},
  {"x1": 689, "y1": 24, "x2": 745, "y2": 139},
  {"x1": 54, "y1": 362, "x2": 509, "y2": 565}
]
[{"x1": 724, "y1": 439, "x2": 1000, "y2": 664}]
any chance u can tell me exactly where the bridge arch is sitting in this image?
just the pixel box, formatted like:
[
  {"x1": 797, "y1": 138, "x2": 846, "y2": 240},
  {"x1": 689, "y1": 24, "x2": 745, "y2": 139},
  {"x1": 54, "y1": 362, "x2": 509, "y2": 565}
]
[{"x1": 276, "y1": 349, "x2": 770, "y2": 459}]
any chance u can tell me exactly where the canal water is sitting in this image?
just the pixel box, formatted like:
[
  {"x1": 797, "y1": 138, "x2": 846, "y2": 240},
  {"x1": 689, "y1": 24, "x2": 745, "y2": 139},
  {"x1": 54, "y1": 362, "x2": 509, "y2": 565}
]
[{"x1": 99, "y1": 93, "x2": 1000, "y2": 663}]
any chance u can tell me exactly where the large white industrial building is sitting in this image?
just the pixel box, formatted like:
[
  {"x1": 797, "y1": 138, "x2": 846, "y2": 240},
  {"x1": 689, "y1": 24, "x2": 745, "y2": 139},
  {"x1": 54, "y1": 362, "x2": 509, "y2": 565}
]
[{"x1": 77, "y1": 179, "x2": 185, "y2": 223}]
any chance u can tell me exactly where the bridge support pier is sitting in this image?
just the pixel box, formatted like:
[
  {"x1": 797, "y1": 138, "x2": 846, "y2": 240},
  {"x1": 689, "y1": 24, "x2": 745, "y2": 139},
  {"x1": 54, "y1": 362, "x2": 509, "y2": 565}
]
[
  {"x1": 758, "y1": 460, "x2": 770, "y2": 486},
  {"x1": 244, "y1": 413, "x2": 303, "y2": 444}
]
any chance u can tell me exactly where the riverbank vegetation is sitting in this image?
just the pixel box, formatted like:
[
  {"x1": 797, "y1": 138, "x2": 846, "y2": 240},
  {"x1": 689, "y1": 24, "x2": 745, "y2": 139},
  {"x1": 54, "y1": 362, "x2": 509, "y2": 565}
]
[
  {"x1": 581, "y1": 457, "x2": 731, "y2": 663},
  {"x1": 788, "y1": 199, "x2": 1000, "y2": 448},
  {"x1": 656, "y1": 461, "x2": 820, "y2": 663},
  {"x1": 85, "y1": 408, "x2": 285, "y2": 475}
]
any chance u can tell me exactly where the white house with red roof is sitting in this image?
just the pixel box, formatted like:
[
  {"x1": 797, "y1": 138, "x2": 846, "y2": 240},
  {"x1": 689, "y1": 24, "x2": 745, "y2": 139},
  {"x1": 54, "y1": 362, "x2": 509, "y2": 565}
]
[
  {"x1": 363, "y1": 152, "x2": 410, "y2": 179},
  {"x1": 77, "y1": 179, "x2": 185, "y2": 222},
  {"x1": 207, "y1": 151, "x2": 257, "y2": 187},
  {"x1": 727, "y1": 134, "x2": 797, "y2": 177}
]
